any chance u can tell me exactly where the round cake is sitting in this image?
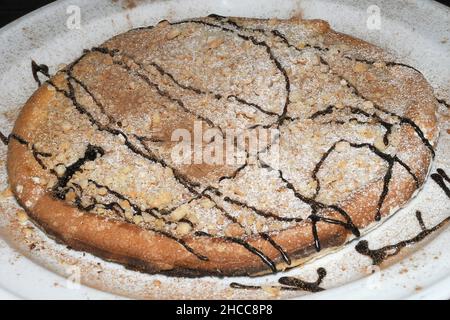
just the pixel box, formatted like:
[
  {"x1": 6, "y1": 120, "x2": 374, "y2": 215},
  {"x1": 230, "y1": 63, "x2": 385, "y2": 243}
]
[{"x1": 7, "y1": 16, "x2": 438, "y2": 276}]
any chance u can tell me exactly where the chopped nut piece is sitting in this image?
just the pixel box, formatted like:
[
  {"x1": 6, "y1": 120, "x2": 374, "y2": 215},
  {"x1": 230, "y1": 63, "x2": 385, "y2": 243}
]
[
  {"x1": 16, "y1": 185, "x2": 23, "y2": 194},
  {"x1": 164, "y1": 167, "x2": 173, "y2": 177},
  {"x1": 17, "y1": 210, "x2": 28, "y2": 224},
  {"x1": 169, "y1": 205, "x2": 189, "y2": 221},
  {"x1": 176, "y1": 222, "x2": 192, "y2": 236},
  {"x1": 335, "y1": 141, "x2": 349, "y2": 152},
  {"x1": 117, "y1": 134, "x2": 126, "y2": 144},
  {"x1": 133, "y1": 215, "x2": 144, "y2": 224},
  {"x1": 129, "y1": 190, "x2": 138, "y2": 198},
  {"x1": 217, "y1": 215, "x2": 225, "y2": 225},
  {"x1": 187, "y1": 212, "x2": 199, "y2": 224},
  {"x1": 307, "y1": 180, "x2": 318, "y2": 190},
  {"x1": 119, "y1": 200, "x2": 131, "y2": 211},
  {"x1": 225, "y1": 223, "x2": 245, "y2": 237},
  {"x1": 79, "y1": 179, "x2": 89, "y2": 189},
  {"x1": 128, "y1": 81, "x2": 136, "y2": 90},
  {"x1": 0, "y1": 187, "x2": 13, "y2": 197},
  {"x1": 149, "y1": 191, "x2": 172, "y2": 209},
  {"x1": 207, "y1": 37, "x2": 224, "y2": 49},
  {"x1": 340, "y1": 79, "x2": 347, "y2": 86},
  {"x1": 142, "y1": 212, "x2": 153, "y2": 223},
  {"x1": 80, "y1": 197, "x2": 92, "y2": 208},
  {"x1": 124, "y1": 210, "x2": 134, "y2": 220},
  {"x1": 244, "y1": 214, "x2": 255, "y2": 225},
  {"x1": 166, "y1": 28, "x2": 181, "y2": 40},
  {"x1": 361, "y1": 128, "x2": 375, "y2": 139},
  {"x1": 335, "y1": 102, "x2": 345, "y2": 109},
  {"x1": 31, "y1": 177, "x2": 41, "y2": 184},
  {"x1": 153, "y1": 280, "x2": 162, "y2": 287},
  {"x1": 353, "y1": 62, "x2": 368, "y2": 73},
  {"x1": 61, "y1": 121, "x2": 72, "y2": 132},
  {"x1": 121, "y1": 166, "x2": 132, "y2": 175},
  {"x1": 66, "y1": 190, "x2": 77, "y2": 202},
  {"x1": 24, "y1": 227, "x2": 34, "y2": 238},
  {"x1": 54, "y1": 164, "x2": 66, "y2": 177},
  {"x1": 374, "y1": 136, "x2": 387, "y2": 151},
  {"x1": 46, "y1": 179, "x2": 54, "y2": 189},
  {"x1": 255, "y1": 220, "x2": 264, "y2": 232},
  {"x1": 199, "y1": 198, "x2": 215, "y2": 209},
  {"x1": 373, "y1": 61, "x2": 386, "y2": 68},
  {"x1": 310, "y1": 54, "x2": 320, "y2": 66},
  {"x1": 152, "y1": 112, "x2": 161, "y2": 126},
  {"x1": 98, "y1": 187, "x2": 108, "y2": 196},
  {"x1": 362, "y1": 101, "x2": 374, "y2": 109},
  {"x1": 261, "y1": 285, "x2": 281, "y2": 297},
  {"x1": 154, "y1": 218, "x2": 166, "y2": 229}
]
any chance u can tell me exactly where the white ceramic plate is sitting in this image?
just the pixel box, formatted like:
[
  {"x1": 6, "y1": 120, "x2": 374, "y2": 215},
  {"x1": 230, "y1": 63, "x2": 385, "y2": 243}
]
[{"x1": 0, "y1": 0, "x2": 449, "y2": 300}]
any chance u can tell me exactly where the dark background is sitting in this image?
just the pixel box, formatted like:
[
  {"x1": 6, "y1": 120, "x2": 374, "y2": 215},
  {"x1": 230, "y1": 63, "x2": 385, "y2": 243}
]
[
  {"x1": 0, "y1": 0, "x2": 56, "y2": 27},
  {"x1": 0, "y1": 0, "x2": 449, "y2": 28}
]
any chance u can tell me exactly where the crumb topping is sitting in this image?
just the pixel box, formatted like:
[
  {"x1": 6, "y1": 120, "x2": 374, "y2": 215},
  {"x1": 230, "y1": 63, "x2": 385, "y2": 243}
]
[{"x1": 11, "y1": 16, "x2": 437, "y2": 262}]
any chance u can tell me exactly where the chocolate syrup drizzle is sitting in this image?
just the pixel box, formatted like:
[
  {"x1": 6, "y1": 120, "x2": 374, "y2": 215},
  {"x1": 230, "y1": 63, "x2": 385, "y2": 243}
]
[
  {"x1": 72, "y1": 40, "x2": 359, "y2": 266},
  {"x1": 27, "y1": 28, "x2": 359, "y2": 270},
  {"x1": 4, "y1": 16, "x2": 441, "y2": 275},
  {"x1": 312, "y1": 139, "x2": 419, "y2": 221},
  {"x1": 194, "y1": 231, "x2": 277, "y2": 272},
  {"x1": 222, "y1": 195, "x2": 303, "y2": 222},
  {"x1": 343, "y1": 56, "x2": 424, "y2": 74},
  {"x1": 31, "y1": 60, "x2": 50, "y2": 86},
  {"x1": 209, "y1": 15, "x2": 435, "y2": 157},
  {"x1": 8, "y1": 131, "x2": 210, "y2": 261},
  {"x1": 170, "y1": 19, "x2": 291, "y2": 126},
  {"x1": 4, "y1": 133, "x2": 52, "y2": 169},
  {"x1": 431, "y1": 168, "x2": 450, "y2": 199},
  {"x1": 215, "y1": 14, "x2": 447, "y2": 111},
  {"x1": 48, "y1": 66, "x2": 203, "y2": 195},
  {"x1": 199, "y1": 16, "x2": 435, "y2": 230},
  {"x1": 230, "y1": 166, "x2": 450, "y2": 292},
  {"x1": 170, "y1": 18, "x2": 367, "y2": 254},
  {"x1": 230, "y1": 267, "x2": 326, "y2": 293},
  {"x1": 310, "y1": 105, "x2": 394, "y2": 145},
  {"x1": 260, "y1": 232, "x2": 291, "y2": 265},
  {"x1": 355, "y1": 210, "x2": 450, "y2": 265},
  {"x1": 129, "y1": 51, "x2": 281, "y2": 118},
  {"x1": 52, "y1": 144, "x2": 105, "y2": 199},
  {"x1": 436, "y1": 98, "x2": 450, "y2": 109},
  {"x1": 0, "y1": 131, "x2": 9, "y2": 145},
  {"x1": 322, "y1": 70, "x2": 435, "y2": 158},
  {"x1": 97, "y1": 49, "x2": 221, "y2": 133}
]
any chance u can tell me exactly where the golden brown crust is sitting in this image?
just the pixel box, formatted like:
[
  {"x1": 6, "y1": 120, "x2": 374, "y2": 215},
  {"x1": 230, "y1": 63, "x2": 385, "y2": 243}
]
[{"x1": 7, "y1": 16, "x2": 438, "y2": 277}]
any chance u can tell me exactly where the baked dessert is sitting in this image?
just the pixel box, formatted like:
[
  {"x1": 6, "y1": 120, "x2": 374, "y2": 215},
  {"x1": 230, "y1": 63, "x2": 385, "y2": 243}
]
[{"x1": 7, "y1": 15, "x2": 438, "y2": 276}]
